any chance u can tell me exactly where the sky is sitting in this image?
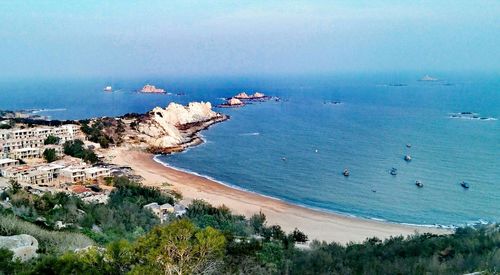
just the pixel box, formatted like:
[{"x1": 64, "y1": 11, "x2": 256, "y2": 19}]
[{"x1": 0, "y1": 1, "x2": 499, "y2": 78}]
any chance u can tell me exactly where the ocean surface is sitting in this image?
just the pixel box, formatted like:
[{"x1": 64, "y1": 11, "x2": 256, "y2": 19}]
[{"x1": 1, "y1": 73, "x2": 498, "y2": 227}]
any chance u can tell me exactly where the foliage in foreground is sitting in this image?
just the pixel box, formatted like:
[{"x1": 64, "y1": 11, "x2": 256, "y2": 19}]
[{"x1": 0, "y1": 177, "x2": 498, "y2": 274}]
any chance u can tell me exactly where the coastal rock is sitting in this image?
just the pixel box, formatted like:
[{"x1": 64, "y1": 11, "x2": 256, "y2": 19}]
[
  {"x1": 135, "y1": 102, "x2": 228, "y2": 152},
  {"x1": 227, "y1": 98, "x2": 244, "y2": 106},
  {"x1": 234, "y1": 92, "x2": 251, "y2": 99},
  {"x1": 0, "y1": 234, "x2": 38, "y2": 262},
  {"x1": 140, "y1": 84, "x2": 166, "y2": 93},
  {"x1": 252, "y1": 92, "x2": 265, "y2": 98}
]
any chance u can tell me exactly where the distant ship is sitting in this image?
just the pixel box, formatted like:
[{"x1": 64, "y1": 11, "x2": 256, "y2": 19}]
[
  {"x1": 419, "y1": 75, "x2": 438, "y2": 81},
  {"x1": 104, "y1": 86, "x2": 113, "y2": 92}
]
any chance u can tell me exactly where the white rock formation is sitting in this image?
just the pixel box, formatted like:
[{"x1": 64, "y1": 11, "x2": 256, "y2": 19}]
[
  {"x1": 137, "y1": 102, "x2": 221, "y2": 148},
  {"x1": 252, "y1": 92, "x2": 265, "y2": 98},
  {"x1": 0, "y1": 234, "x2": 38, "y2": 262},
  {"x1": 227, "y1": 98, "x2": 243, "y2": 106},
  {"x1": 234, "y1": 92, "x2": 250, "y2": 99}
]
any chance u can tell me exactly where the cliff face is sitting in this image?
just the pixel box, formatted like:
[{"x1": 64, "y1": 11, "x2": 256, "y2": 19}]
[{"x1": 135, "y1": 102, "x2": 227, "y2": 153}]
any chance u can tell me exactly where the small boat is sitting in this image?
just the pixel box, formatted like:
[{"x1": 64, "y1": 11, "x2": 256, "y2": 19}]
[
  {"x1": 460, "y1": 181, "x2": 470, "y2": 189},
  {"x1": 103, "y1": 86, "x2": 112, "y2": 92},
  {"x1": 343, "y1": 168, "x2": 350, "y2": 177},
  {"x1": 415, "y1": 180, "x2": 423, "y2": 188},
  {"x1": 390, "y1": 168, "x2": 397, "y2": 175},
  {"x1": 404, "y1": 155, "x2": 412, "y2": 162},
  {"x1": 406, "y1": 144, "x2": 412, "y2": 148},
  {"x1": 281, "y1": 157, "x2": 287, "y2": 161}
]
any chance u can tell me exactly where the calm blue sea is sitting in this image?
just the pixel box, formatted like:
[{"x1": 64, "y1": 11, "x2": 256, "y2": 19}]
[{"x1": 1, "y1": 73, "x2": 498, "y2": 227}]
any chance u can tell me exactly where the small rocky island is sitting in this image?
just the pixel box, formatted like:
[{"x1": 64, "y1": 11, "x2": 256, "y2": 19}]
[
  {"x1": 139, "y1": 84, "x2": 166, "y2": 94},
  {"x1": 218, "y1": 92, "x2": 273, "y2": 108}
]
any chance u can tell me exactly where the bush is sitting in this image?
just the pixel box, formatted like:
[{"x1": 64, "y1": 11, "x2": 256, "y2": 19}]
[
  {"x1": 43, "y1": 148, "x2": 58, "y2": 163},
  {"x1": 44, "y1": 135, "x2": 61, "y2": 145}
]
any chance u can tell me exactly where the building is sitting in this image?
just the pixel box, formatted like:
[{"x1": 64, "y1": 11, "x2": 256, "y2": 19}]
[
  {"x1": 8, "y1": 148, "x2": 40, "y2": 160},
  {"x1": 59, "y1": 166, "x2": 111, "y2": 184},
  {"x1": 143, "y1": 202, "x2": 175, "y2": 223},
  {"x1": 0, "y1": 158, "x2": 19, "y2": 169},
  {"x1": 83, "y1": 167, "x2": 111, "y2": 179},
  {"x1": 59, "y1": 167, "x2": 86, "y2": 183}
]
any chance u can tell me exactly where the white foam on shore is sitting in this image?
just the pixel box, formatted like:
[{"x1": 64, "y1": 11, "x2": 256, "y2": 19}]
[{"x1": 152, "y1": 155, "x2": 468, "y2": 230}]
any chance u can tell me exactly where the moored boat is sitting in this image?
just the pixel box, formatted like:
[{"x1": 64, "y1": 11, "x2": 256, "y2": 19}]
[
  {"x1": 404, "y1": 155, "x2": 412, "y2": 162},
  {"x1": 415, "y1": 180, "x2": 423, "y2": 188},
  {"x1": 460, "y1": 181, "x2": 470, "y2": 189},
  {"x1": 343, "y1": 168, "x2": 350, "y2": 177},
  {"x1": 390, "y1": 168, "x2": 397, "y2": 175}
]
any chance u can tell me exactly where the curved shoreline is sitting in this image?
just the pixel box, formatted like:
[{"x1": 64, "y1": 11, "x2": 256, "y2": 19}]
[
  {"x1": 152, "y1": 155, "x2": 458, "y2": 230},
  {"x1": 109, "y1": 148, "x2": 450, "y2": 243}
]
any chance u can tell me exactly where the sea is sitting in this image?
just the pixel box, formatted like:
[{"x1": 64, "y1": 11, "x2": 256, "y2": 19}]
[{"x1": 1, "y1": 73, "x2": 498, "y2": 228}]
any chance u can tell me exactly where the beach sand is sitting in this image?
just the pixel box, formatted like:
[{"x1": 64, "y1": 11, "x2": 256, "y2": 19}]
[{"x1": 109, "y1": 148, "x2": 448, "y2": 244}]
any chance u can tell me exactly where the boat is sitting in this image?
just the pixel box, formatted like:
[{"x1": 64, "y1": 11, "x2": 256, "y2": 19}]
[
  {"x1": 404, "y1": 155, "x2": 412, "y2": 162},
  {"x1": 415, "y1": 180, "x2": 423, "y2": 188},
  {"x1": 460, "y1": 181, "x2": 470, "y2": 189},
  {"x1": 343, "y1": 168, "x2": 350, "y2": 177},
  {"x1": 390, "y1": 168, "x2": 397, "y2": 175},
  {"x1": 103, "y1": 86, "x2": 112, "y2": 92},
  {"x1": 406, "y1": 144, "x2": 412, "y2": 148}
]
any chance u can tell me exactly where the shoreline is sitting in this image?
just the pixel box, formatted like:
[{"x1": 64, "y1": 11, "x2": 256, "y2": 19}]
[{"x1": 108, "y1": 147, "x2": 449, "y2": 244}]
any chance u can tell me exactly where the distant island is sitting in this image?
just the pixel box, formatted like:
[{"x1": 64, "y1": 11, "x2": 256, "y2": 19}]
[
  {"x1": 218, "y1": 91, "x2": 274, "y2": 107},
  {"x1": 419, "y1": 75, "x2": 439, "y2": 81},
  {"x1": 139, "y1": 84, "x2": 167, "y2": 93}
]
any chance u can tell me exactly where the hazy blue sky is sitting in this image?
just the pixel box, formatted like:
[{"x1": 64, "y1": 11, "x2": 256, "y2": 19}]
[{"x1": 0, "y1": 1, "x2": 498, "y2": 78}]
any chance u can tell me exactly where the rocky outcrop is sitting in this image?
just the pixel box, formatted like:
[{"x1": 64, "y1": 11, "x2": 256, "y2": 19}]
[
  {"x1": 234, "y1": 92, "x2": 251, "y2": 99},
  {"x1": 140, "y1": 84, "x2": 166, "y2": 93},
  {"x1": 132, "y1": 102, "x2": 228, "y2": 154},
  {"x1": 218, "y1": 98, "x2": 244, "y2": 108},
  {"x1": 234, "y1": 92, "x2": 266, "y2": 100},
  {"x1": 0, "y1": 234, "x2": 38, "y2": 262}
]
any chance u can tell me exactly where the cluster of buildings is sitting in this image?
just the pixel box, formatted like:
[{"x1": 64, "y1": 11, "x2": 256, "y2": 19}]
[
  {"x1": 0, "y1": 124, "x2": 111, "y2": 186},
  {"x1": 0, "y1": 124, "x2": 80, "y2": 160},
  {"x1": 0, "y1": 160, "x2": 111, "y2": 186}
]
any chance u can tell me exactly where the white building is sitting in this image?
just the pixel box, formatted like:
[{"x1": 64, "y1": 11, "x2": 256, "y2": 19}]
[{"x1": 0, "y1": 158, "x2": 19, "y2": 169}]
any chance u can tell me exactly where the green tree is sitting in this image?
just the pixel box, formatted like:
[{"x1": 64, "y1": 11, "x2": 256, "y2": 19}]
[
  {"x1": 43, "y1": 148, "x2": 58, "y2": 163},
  {"x1": 44, "y1": 135, "x2": 61, "y2": 145},
  {"x1": 133, "y1": 219, "x2": 226, "y2": 274},
  {"x1": 8, "y1": 179, "x2": 22, "y2": 194}
]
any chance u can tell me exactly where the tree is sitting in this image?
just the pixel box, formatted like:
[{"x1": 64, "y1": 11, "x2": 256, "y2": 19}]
[
  {"x1": 249, "y1": 211, "x2": 267, "y2": 234},
  {"x1": 8, "y1": 179, "x2": 22, "y2": 194},
  {"x1": 290, "y1": 228, "x2": 308, "y2": 243},
  {"x1": 44, "y1": 135, "x2": 61, "y2": 145},
  {"x1": 43, "y1": 148, "x2": 57, "y2": 163},
  {"x1": 133, "y1": 219, "x2": 226, "y2": 274}
]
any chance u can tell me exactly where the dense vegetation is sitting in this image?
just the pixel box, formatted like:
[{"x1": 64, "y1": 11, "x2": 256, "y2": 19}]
[
  {"x1": 42, "y1": 148, "x2": 57, "y2": 163},
  {"x1": 0, "y1": 177, "x2": 498, "y2": 274},
  {"x1": 43, "y1": 135, "x2": 60, "y2": 145},
  {"x1": 63, "y1": 139, "x2": 98, "y2": 164},
  {"x1": 80, "y1": 119, "x2": 126, "y2": 148}
]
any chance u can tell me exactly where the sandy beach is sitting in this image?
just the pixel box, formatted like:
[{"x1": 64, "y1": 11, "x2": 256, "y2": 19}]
[{"x1": 109, "y1": 148, "x2": 448, "y2": 244}]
